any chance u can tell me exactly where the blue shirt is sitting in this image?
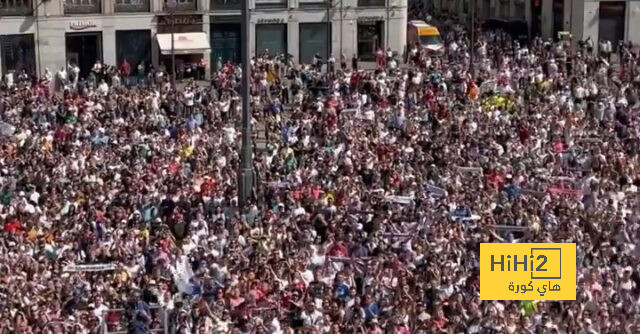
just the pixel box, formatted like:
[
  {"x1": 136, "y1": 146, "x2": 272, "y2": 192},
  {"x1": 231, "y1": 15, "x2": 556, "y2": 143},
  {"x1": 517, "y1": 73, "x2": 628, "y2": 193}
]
[
  {"x1": 335, "y1": 283, "x2": 350, "y2": 299},
  {"x1": 364, "y1": 303, "x2": 379, "y2": 321}
]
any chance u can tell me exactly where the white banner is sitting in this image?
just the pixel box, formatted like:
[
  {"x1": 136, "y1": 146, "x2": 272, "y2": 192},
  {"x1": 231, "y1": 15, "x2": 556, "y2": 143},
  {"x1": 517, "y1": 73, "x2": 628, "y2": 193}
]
[
  {"x1": 385, "y1": 195, "x2": 414, "y2": 204},
  {"x1": 171, "y1": 256, "x2": 195, "y2": 295},
  {"x1": 64, "y1": 263, "x2": 118, "y2": 272}
]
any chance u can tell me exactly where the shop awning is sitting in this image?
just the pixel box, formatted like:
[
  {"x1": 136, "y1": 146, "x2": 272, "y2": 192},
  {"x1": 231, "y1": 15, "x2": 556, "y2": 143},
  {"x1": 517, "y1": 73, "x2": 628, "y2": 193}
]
[{"x1": 156, "y1": 32, "x2": 210, "y2": 55}]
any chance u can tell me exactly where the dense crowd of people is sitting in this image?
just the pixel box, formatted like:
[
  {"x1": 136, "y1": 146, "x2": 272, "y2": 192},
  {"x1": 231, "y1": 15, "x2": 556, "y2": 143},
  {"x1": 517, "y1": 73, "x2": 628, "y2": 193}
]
[{"x1": 1, "y1": 9, "x2": 640, "y2": 334}]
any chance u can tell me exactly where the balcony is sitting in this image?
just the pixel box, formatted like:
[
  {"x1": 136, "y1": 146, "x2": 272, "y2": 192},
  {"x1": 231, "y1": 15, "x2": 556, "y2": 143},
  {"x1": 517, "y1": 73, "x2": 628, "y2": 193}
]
[
  {"x1": 115, "y1": 0, "x2": 149, "y2": 12},
  {"x1": 210, "y1": 0, "x2": 240, "y2": 10},
  {"x1": 0, "y1": 0, "x2": 33, "y2": 16},
  {"x1": 64, "y1": 0, "x2": 101, "y2": 14},
  {"x1": 164, "y1": 0, "x2": 197, "y2": 11},
  {"x1": 357, "y1": 0, "x2": 384, "y2": 6}
]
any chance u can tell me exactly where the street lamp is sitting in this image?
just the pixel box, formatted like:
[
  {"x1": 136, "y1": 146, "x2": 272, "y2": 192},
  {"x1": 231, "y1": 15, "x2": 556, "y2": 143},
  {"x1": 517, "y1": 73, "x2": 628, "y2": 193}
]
[
  {"x1": 469, "y1": 0, "x2": 476, "y2": 77},
  {"x1": 237, "y1": 0, "x2": 253, "y2": 207},
  {"x1": 167, "y1": 0, "x2": 177, "y2": 86},
  {"x1": 326, "y1": 0, "x2": 331, "y2": 62}
]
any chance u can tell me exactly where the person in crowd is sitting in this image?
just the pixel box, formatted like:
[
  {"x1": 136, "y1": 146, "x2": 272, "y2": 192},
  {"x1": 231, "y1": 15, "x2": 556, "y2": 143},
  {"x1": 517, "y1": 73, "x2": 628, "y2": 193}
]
[{"x1": 120, "y1": 58, "x2": 132, "y2": 87}]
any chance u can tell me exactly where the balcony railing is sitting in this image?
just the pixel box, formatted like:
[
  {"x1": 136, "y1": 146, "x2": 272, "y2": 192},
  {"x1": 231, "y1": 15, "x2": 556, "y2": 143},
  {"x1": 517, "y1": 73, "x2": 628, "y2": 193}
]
[
  {"x1": 64, "y1": 0, "x2": 101, "y2": 14},
  {"x1": 210, "y1": 0, "x2": 240, "y2": 10},
  {"x1": 114, "y1": 0, "x2": 149, "y2": 12},
  {"x1": 0, "y1": 0, "x2": 33, "y2": 16},
  {"x1": 164, "y1": 0, "x2": 196, "y2": 11},
  {"x1": 357, "y1": 0, "x2": 384, "y2": 6}
]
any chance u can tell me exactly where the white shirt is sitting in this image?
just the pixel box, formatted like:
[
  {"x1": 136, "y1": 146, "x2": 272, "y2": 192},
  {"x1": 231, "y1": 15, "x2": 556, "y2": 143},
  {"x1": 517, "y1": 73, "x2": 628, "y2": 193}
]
[
  {"x1": 184, "y1": 91, "x2": 194, "y2": 107},
  {"x1": 97, "y1": 82, "x2": 109, "y2": 96}
]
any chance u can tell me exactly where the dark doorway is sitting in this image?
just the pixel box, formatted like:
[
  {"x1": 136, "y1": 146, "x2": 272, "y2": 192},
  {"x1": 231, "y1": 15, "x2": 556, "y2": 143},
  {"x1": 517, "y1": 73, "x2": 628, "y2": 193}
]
[
  {"x1": 66, "y1": 32, "x2": 102, "y2": 78},
  {"x1": 299, "y1": 23, "x2": 330, "y2": 64},
  {"x1": 211, "y1": 23, "x2": 241, "y2": 69},
  {"x1": 599, "y1": 1, "x2": 626, "y2": 52},
  {"x1": 255, "y1": 24, "x2": 287, "y2": 58},
  {"x1": 116, "y1": 30, "x2": 151, "y2": 73},
  {"x1": 552, "y1": 0, "x2": 563, "y2": 40},
  {"x1": 531, "y1": 0, "x2": 541, "y2": 38},
  {"x1": 357, "y1": 21, "x2": 383, "y2": 61}
]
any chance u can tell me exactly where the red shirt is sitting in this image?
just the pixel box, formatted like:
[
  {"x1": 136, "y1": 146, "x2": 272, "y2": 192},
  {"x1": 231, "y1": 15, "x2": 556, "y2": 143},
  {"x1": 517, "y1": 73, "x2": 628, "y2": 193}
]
[
  {"x1": 326, "y1": 98, "x2": 338, "y2": 109},
  {"x1": 329, "y1": 242, "x2": 348, "y2": 257},
  {"x1": 431, "y1": 316, "x2": 449, "y2": 331},
  {"x1": 54, "y1": 128, "x2": 69, "y2": 142},
  {"x1": 552, "y1": 140, "x2": 565, "y2": 153},
  {"x1": 327, "y1": 113, "x2": 337, "y2": 129},
  {"x1": 486, "y1": 171, "x2": 505, "y2": 188},
  {"x1": 518, "y1": 125, "x2": 531, "y2": 143},
  {"x1": 3, "y1": 219, "x2": 23, "y2": 234},
  {"x1": 120, "y1": 61, "x2": 131, "y2": 76},
  {"x1": 168, "y1": 161, "x2": 181, "y2": 174},
  {"x1": 394, "y1": 326, "x2": 410, "y2": 334},
  {"x1": 200, "y1": 179, "x2": 215, "y2": 195}
]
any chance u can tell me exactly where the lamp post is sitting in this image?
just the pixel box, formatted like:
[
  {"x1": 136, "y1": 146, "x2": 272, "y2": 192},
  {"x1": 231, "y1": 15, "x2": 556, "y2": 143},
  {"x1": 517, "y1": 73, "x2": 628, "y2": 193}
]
[
  {"x1": 469, "y1": 0, "x2": 476, "y2": 77},
  {"x1": 237, "y1": 0, "x2": 253, "y2": 208},
  {"x1": 339, "y1": 0, "x2": 343, "y2": 58},
  {"x1": 327, "y1": 0, "x2": 331, "y2": 62},
  {"x1": 385, "y1": 0, "x2": 389, "y2": 50},
  {"x1": 167, "y1": 0, "x2": 177, "y2": 86}
]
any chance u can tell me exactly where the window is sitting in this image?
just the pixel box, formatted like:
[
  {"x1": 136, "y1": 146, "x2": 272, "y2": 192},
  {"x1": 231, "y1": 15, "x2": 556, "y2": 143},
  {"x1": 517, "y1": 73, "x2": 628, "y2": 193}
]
[
  {"x1": 357, "y1": 0, "x2": 384, "y2": 7},
  {"x1": 499, "y1": 1, "x2": 509, "y2": 18},
  {"x1": 357, "y1": 21, "x2": 383, "y2": 60},
  {"x1": 165, "y1": 0, "x2": 196, "y2": 11},
  {"x1": 299, "y1": 0, "x2": 327, "y2": 7},
  {"x1": 419, "y1": 35, "x2": 442, "y2": 45},
  {"x1": 254, "y1": 0, "x2": 286, "y2": 9},
  {"x1": 210, "y1": 0, "x2": 240, "y2": 10},
  {"x1": 114, "y1": 0, "x2": 149, "y2": 12},
  {"x1": 0, "y1": 0, "x2": 32, "y2": 16},
  {"x1": 1, "y1": 34, "x2": 35, "y2": 75},
  {"x1": 482, "y1": 0, "x2": 490, "y2": 19},
  {"x1": 514, "y1": 2, "x2": 525, "y2": 19},
  {"x1": 64, "y1": 0, "x2": 101, "y2": 14}
]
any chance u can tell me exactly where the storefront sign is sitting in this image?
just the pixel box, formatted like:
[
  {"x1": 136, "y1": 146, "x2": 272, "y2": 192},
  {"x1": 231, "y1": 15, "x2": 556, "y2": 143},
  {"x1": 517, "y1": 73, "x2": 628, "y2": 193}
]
[
  {"x1": 357, "y1": 16, "x2": 383, "y2": 22},
  {"x1": 69, "y1": 21, "x2": 97, "y2": 30},
  {"x1": 257, "y1": 18, "x2": 285, "y2": 24},
  {"x1": 159, "y1": 15, "x2": 203, "y2": 26}
]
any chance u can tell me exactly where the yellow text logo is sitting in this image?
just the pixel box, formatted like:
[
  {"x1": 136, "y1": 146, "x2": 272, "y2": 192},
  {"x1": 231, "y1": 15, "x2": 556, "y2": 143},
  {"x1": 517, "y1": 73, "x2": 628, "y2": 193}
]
[{"x1": 480, "y1": 243, "x2": 576, "y2": 300}]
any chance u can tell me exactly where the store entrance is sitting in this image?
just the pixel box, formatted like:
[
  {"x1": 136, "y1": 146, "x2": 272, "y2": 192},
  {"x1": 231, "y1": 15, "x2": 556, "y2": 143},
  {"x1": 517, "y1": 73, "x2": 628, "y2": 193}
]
[
  {"x1": 161, "y1": 54, "x2": 205, "y2": 80},
  {"x1": 530, "y1": 0, "x2": 542, "y2": 38},
  {"x1": 552, "y1": 0, "x2": 564, "y2": 41},
  {"x1": 211, "y1": 23, "x2": 241, "y2": 69},
  {"x1": 599, "y1": 1, "x2": 626, "y2": 52},
  {"x1": 357, "y1": 21, "x2": 383, "y2": 61},
  {"x1": 66, "y1": 32, "x2": 103, "y2": 79}
]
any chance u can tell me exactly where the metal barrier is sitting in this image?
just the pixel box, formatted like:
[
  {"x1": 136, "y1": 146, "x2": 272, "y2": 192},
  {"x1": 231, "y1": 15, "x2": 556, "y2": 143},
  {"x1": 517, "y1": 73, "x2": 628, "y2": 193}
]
[{"x1": 101, "y1": 305, "x2": 169, "y2": 334}]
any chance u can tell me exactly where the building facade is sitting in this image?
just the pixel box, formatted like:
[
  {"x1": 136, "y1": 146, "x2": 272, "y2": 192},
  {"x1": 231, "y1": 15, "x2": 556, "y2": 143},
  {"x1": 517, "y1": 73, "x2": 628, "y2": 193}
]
[
  {"x1": 0, "y1": 0, "x2": 407, "y2": 78},
  {"x1": 566, "y1": 0, "x2": 640, "y2": 50},
  {"x1": 430, "y1": 0, "x2": 640, "y2": 49}
]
